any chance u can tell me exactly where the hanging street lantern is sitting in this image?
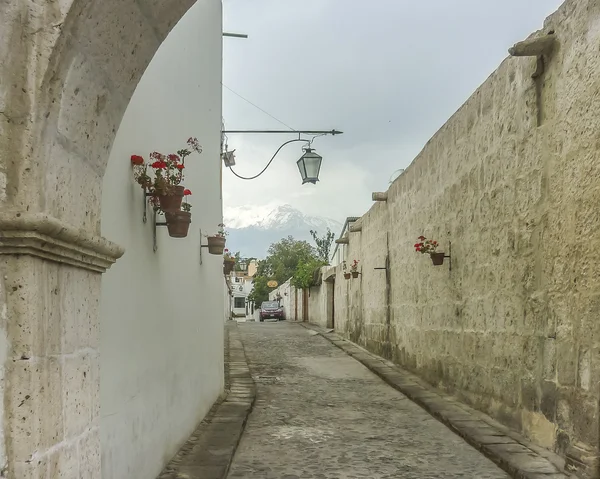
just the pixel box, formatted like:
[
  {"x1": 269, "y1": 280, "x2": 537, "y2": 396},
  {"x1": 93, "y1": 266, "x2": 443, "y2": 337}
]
[
  {"x1": 296, "y1": 147, "x2": 322, "y2": 185},
  {"x1": 221, "y1": 129, "x2": 341, "y2": 185}
]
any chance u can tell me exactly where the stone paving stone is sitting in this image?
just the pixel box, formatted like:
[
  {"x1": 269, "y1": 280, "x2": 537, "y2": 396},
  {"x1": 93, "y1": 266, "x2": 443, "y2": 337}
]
[
  {"x1": 228, "y1": 322, "x2": 514, "y2": 478},
  {"x1": 301, "y1": 323, "x2": 571, "y2": 479}
]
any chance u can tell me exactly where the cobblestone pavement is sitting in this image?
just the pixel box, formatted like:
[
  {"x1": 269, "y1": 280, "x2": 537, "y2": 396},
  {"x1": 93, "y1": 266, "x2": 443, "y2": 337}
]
[{"x1": 227, "y1": 322, "x2": 510, "y2": 479}]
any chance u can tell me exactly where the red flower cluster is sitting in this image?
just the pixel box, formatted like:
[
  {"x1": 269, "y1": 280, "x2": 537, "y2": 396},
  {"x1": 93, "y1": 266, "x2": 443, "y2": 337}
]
[
  {"x1": 151, "y1": 160, "x2": 167, "y2": 169},
  {"x1": 414, "y1": 236, "x2": 438, "y2": 254},
  {"x1": 130, "y1": 139, "x2": 203, "y2": 214}
]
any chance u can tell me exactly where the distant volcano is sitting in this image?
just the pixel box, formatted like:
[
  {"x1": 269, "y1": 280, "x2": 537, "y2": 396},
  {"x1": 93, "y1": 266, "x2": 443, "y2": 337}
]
[{"x1": 224, "y1": 204, "x2": 343, "y2": 258}]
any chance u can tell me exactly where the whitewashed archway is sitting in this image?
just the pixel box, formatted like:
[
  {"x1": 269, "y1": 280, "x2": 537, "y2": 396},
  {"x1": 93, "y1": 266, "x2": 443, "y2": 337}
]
[{"x1": 0, "y1": 1, "x2": 197, "y2": 476}]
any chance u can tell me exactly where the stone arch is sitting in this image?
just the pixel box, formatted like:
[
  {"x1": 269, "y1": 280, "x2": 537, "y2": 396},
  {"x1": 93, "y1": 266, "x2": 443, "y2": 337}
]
[{"x1": 0, "y1": 1, "x2": 197, "y2": 476}]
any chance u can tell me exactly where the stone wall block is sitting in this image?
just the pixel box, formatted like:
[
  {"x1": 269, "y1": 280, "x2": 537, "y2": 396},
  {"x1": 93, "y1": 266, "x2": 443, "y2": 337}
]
[
  {"x1": 3, "y1": 257, "x2": 48, "y2": 359},
  {"x1": 540, "y1": 379, "x2": 558, "y2": 422},
  {"x1": 44, "y1": 143, "x2": 103, "y2": 234},
  {"x1": 62, "y1": 354, "x2": 94, "y2": 439},
  {"x1": 56, "y1": 53, "x2": 124, "y2": 176},
  {"x1": 6, "y1": 258, "x2": 100, "y2": 359},
  {"x1": 46, "y1": 441, "x2": 79, "y2": 479},
  {"x1": 74, "y1": 0, "x2": 160, "y2": 103},
  {"x1": 519, "y1": 376, "x2": 540, "y2": 412},
  {"x1": 5, "y1": 357, "x2": 63, "y2": 462},
  {"x1": 556, "y1": 388, "x2": 599, "y2": 452},
  {"x1": 138, "y1": 0, "x2": 197, "y2": 37},
  {"x1": 543, "y1": 338, "x2": 557, "y2": 380},
  {"x1": 578, "y1": 347, "x2": 591, "y2": 391},
  {"x1": 58, "y1": 268, "x2": 100, "y2": 354},
  {"x1": 78, "y1": 427, "x2": 101, "y2": 479},
  {"x1": 556, "y1": 340, "x2": 578, "y2": 387},
  {"x1": 12, "y1": 455, "x2": 49, "y2": 479}
]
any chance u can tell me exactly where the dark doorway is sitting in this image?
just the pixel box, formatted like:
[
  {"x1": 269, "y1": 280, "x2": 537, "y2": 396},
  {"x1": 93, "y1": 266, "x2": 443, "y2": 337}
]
[
  {"x1": 302, "y1": 288, "x2": 309, "y2": 322},
  {"x1": 331, "y1": 281, "x2": 335, "y2": 329}
]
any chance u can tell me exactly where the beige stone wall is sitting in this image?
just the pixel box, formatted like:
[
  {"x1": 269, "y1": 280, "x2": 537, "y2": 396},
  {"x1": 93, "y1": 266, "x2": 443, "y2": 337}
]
[
  {"x1": 270, "y1": 268, "x2": 336, "y2": 326},
  {"x1": 307, "y1": 267, "x2": 335, "y2": 328},
  {"x1": 329, "y1": 0, "x2": 600, "y2": 475}
]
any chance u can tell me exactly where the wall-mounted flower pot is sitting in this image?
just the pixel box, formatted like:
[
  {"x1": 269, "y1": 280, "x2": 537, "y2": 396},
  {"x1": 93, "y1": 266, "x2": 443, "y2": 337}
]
[
  {"x1": 157, "y1": 185, "x2": 185, "y2": 212},
  {"x1": 223, "y1": 259, "x2": 235, "y2": 274},
  {"x1": 430, "y1": 252, "x2": 445, "y2": 266},
  {"x1": 207, "y1": 236, "x2": 226, "y2": 255},
  {"x1": 351, "y1": 271, "x2": 359, "y2": 278},
  {"x1": 165, "y1": 210, "x2": 191, "y2": 238},
  {"x1": 344, "y1": 273, "x2": 351, "y2": 280}
]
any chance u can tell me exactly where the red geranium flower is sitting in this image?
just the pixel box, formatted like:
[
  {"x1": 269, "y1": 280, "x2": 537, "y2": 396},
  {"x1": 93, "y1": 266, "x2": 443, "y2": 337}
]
[
  {"x1": 151, "y1": 161, "x2": 167, "y2": 169},
  {"x1": 184, "y1": 189, "x2": 192, "y2": 196},
  {"x1": 176, "y1": 163, "x2": 185, "y2": 170},
  {"x1": 418, "y1": 236, "x2": 426, "y2": 241},
  {"x1": 130, "y1": 155, "x2": 144, "y2": 165}
]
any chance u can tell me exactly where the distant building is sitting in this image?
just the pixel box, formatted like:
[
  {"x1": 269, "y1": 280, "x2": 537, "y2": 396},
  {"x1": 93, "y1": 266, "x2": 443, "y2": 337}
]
[{"x1": 227, "y1": 259, "x2": 257, "y2": 317}]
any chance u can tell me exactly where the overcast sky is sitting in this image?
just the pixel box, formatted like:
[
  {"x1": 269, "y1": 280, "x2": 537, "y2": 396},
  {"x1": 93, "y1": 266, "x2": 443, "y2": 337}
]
[{"x1": 221, "y1": 0, "x2": 564, "y2": 224}]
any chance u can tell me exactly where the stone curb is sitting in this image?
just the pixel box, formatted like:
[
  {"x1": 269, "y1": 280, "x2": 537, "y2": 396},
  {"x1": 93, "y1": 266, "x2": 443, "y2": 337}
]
[
  {"x1": 301, "y1": 323, "x2": 571, "y2": 479},
  {"x1": 157, "y1": 322, "x2": 256, "y2": 479}
]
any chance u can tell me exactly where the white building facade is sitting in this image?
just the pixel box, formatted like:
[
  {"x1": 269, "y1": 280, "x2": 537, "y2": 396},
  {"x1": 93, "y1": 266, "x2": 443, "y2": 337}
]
[
  {"x1": 99, "y1": 2, "x2": 224, "y2": 477},
  {"x1": 228, "y1": 265, "x2": 255, "y2": 318}
]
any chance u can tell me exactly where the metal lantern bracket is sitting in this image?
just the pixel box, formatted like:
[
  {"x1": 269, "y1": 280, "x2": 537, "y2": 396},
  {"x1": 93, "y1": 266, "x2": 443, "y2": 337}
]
[
  {"x1": 199, "y1": 228, "x2": 215, "y2": 265},
  {"x1": 153, "y1": 210, "x2": 168, "y2": 253},
  {"x1": 143, "y1": 190, "x2": 151, "y2": 223}
]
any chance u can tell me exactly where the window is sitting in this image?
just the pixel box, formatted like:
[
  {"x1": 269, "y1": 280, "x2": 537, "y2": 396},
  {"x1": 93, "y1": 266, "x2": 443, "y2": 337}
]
[
  {"x1": 234, "y1": 297, "x2": 245, "y2": 309},
  {"x1": 261, "y1": 301, "x2": 279, "y2": 309}
]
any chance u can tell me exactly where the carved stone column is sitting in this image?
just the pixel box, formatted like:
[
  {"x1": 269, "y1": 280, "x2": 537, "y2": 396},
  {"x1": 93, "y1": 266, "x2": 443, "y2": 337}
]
[{"x1": 0, "y1": 213, "x2": 123, "y2": 477}]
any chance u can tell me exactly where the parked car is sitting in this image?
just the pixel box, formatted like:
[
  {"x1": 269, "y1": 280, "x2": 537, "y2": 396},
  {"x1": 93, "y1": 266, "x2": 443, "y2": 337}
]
[{"x1": 259, "y1": 301, "x2": 285, "y2": 322}]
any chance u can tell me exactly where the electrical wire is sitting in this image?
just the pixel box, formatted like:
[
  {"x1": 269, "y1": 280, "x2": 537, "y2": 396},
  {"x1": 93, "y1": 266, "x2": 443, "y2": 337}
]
[
  {"x1": 228, "y1": 138, "x2": 309, "y2": 180},
  {"x1": 222, "y1": 83, "x2": 296, "y2": 131}
]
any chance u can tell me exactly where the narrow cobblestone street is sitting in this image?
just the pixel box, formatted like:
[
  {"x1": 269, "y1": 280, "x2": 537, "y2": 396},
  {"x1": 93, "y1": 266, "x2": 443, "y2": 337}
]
[{"x1": 227, "y1": 322, "x2": 510, "y2": 479}]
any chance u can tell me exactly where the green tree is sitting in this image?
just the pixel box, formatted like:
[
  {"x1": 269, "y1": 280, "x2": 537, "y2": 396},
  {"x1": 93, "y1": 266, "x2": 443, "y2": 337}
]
[
  {"x1": 247, "y1": 275, "x2": 273, "y2": 305},
  {"x1": 262, "y1": 236, "x2": 317, "y2": 285},
  {"x1": 291, "y1": 258, "x2": 327, "y2": 289},
  {"x1": 248, "y1": 236, "x2": 319, "y2": 305},
  {"x1": 310, "y1": 228, "x2": 335, "y2": 263}
]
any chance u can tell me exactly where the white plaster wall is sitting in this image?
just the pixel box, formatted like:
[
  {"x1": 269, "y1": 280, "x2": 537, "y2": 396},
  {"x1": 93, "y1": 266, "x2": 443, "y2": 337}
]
[
  {"x1": 99, "y1": 1, "x2": 224, "y2": 478},
  {"x1": 270, "y1": 280, "x2": 293, "y2": 320}
]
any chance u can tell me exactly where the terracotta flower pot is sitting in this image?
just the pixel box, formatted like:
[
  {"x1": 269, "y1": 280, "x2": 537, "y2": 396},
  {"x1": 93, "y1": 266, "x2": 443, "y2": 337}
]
[
  {"x1": 165, "y1": 210, "x2": 191, "y2": 238},
  {"x1": 223, "y1": 258, "x2": 235, "y2": 274},
  {"x1": 344, "y1": 273, "x2": 351, "y2": 280},
  {"x1": 430, "y1": 252, "x2": 445, "y2": 266},
  {"x1": 157, "y1": 185, "x2": 185, "y2": 212},
  {"x1": 351, "y1": 271, "x2": 359, "y2": 278},
  {"x1": 207, "y1": 236, "x2": 226, "y2": 255}
]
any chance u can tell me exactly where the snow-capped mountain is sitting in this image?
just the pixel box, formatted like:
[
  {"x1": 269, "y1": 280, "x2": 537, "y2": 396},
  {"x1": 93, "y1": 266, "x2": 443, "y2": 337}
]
[{"x1": 224, "y1": 204, "x2": 343, "y2": 258}]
